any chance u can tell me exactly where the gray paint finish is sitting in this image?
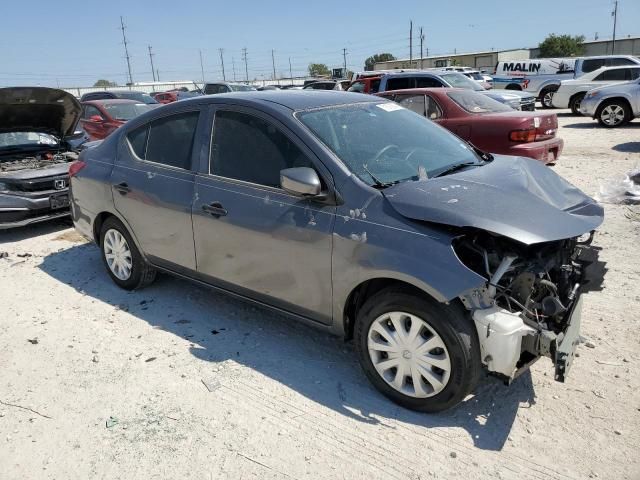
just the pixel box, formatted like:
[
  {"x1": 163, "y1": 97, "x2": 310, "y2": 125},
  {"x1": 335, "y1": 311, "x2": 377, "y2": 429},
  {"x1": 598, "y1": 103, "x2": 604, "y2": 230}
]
[{"x1": 70, "y1": 91, "x2": 603, "y2": 336}]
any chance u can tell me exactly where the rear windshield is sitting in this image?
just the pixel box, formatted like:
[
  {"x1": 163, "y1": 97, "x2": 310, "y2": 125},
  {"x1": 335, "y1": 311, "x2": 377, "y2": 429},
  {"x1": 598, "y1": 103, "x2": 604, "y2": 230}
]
[
  {"x1": 440, "y1": 73, "x2": 485, "y2": 91},
  {"x1": 447, "y1": 91, "x2": 512, "y2": 113},
  {"x1": 104, "y1": 103, "x2": 154, "y2": 120},
  {"x1": 229, "y1": 84, "x2": 256, "y2": 92}
]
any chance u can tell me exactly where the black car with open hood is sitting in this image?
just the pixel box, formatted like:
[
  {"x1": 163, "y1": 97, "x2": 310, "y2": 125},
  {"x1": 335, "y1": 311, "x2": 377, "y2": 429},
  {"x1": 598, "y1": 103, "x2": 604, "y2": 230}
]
[{"x1": 0, "y1": 87, "x2": 82, "y2": 229}]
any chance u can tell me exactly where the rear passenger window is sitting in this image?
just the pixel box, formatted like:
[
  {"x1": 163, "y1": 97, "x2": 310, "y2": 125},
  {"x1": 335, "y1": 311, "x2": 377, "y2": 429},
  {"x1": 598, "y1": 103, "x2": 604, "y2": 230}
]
[
  {"x1": 602, "y1": 69, "x2": 628, "y2": 81},
  {"x1": 582, "y1": 59, "x2": 606, "y2": 73},
  {"x1": 127, "y1": 126, "x2": 148, "y2": 158},
  {"x1": 127, "y1": 112, "x2": 198, "y2": 169},
  {"x1": 386, "y1": 77, "x2": 412, "y2": 90},
  {"x1": 415, "y1": 77, "x2": 443, "y2": 88},
  {"x1": 145, "y1": 112, "x2": 198, "y2": 169},
  {"x1": 211, "y1": 110, "x2": 313, "y2": 188},
  {"x1": 607, "y1": 58, "x2": 636, "y2": 67},
  {"x1": 396, "y1": 95, "x2": 426, "y2": 116}
]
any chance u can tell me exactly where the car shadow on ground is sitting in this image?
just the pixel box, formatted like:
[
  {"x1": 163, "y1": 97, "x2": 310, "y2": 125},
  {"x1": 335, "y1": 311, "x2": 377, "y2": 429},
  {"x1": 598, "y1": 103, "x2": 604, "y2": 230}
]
[
  {"x1": 0, "y1": 218, "x2": 72, "y2": 245},
  {"x1": 612, "y1": 141, "x2": 640, "y2": 153},
  {"x1": 563, "y1": 121, "x2": 640, "y2": 129},
  {"x1": 40, "y1": 243, "x2": 541, "y2": 451}
]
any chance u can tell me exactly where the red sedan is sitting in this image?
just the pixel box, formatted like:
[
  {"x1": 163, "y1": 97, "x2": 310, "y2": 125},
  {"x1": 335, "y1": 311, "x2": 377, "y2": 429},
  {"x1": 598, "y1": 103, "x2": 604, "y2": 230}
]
[
  {"x1": 377, "y1": 88, "x2": 563, "y2": 164},
  {"x1": 79, "y1": 99, "x2": 154, "y2": 141}
]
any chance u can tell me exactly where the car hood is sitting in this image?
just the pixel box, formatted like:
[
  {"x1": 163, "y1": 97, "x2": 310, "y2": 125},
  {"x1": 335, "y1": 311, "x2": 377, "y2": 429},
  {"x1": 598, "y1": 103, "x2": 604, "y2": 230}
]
[
  {"x1": 382, "y1": 155, "x2": 604, "y2": 245},
  {"x1": 0, "y1": 87, "x2": 81, "y2": 138}
]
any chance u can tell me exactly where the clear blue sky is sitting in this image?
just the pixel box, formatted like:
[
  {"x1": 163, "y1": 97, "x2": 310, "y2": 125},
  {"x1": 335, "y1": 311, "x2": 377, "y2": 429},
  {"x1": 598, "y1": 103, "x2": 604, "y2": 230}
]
[{"x1": 1, "y1": 0, "x2": 638, "y2": 87}]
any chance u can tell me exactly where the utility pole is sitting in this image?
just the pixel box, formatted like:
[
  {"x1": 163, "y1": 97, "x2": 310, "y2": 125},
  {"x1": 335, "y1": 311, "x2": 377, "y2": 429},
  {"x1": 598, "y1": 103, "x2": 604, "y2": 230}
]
[
  {"x1": 242, "y1": 47, "x2": 249, "y2": 83},
  {"x1": 289, "y1": 57, "x2": 293, "y2": 85},
  {"x1": 419, "y1": 28, "x2": 425, "y2": 69},
  {"x1": 199, "y1": 49, "x2": 205, "y2": 83},
  {"x1": 119, "y1": 16, "x2": 133, "y2": 85},
  {"x1": 409, "y1": 20, "x2": 413, "y2": 65},
  {"x1": 342, "y1": 48, "x2": 348, "y2": 77},
  {"x1": 271, "y1": 49, "x2": 277, "y2": 82},
  {"x1": 611, "y1": 0, "x2": 618, "y2": 55},
  {"x1": 148, "y1": 46, "x2": 156, "y2": 82},
  {"x1": 219, "y1": 48, "x2": 226, "y2": 81},
  {"x1": 232, "y1": 57, "x2": 236, "y2": 81}
]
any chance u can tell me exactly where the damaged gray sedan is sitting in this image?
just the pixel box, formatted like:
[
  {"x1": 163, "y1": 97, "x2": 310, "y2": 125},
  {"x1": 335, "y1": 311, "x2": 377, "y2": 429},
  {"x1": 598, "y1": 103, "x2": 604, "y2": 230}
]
[{"x1": 69, "y1": 91, "x2": 603, "y2": 412}]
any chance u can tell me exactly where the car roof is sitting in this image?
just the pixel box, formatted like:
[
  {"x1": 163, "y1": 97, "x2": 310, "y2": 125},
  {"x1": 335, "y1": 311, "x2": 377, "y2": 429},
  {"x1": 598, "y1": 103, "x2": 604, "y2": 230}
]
[
  {"x1": 82, "y1": 99, "x2": 141, "y2": 106},
  {"x1": 378, "y1": 87, "x2": 465, "y2": 96},
  {"x1": 184, "y1": 90, "x2": 380, "y2": 111}
]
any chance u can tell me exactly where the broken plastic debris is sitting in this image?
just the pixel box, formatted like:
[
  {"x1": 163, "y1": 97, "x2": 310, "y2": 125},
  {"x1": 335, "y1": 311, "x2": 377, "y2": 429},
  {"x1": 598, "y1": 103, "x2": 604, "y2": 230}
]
[
  {"x1": 201, "y1": 378, "x2": 221, "y2": 392},
  {"x1": 105, "y1": 416, "x2": 119, "y2": 428},
  {"x1": 595, "y1": 164, "x2": 640, "y2": 205}
]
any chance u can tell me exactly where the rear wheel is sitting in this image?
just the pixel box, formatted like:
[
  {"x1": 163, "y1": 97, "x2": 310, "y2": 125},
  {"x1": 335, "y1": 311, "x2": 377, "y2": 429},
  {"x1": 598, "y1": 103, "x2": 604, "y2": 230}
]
[
  {"x1": 100, "y1": 217, "x2": 156, "y2": 290},
  {"x1": 596, "y1": 100, "x2": 631, "y2": 128},
  {"x1": 354, "y1": 287, "x2": 481, "y2": 412},
  {"x1": 569, "y1": 92, "x2": 586, "y2": 115},
  {"x1": 540, "y1": 86, "x2": 558, "y2": 109}
]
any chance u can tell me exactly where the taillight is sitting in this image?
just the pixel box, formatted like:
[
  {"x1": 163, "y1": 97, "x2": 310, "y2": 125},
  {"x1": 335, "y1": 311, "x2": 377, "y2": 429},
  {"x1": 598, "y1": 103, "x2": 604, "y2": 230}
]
[
  {"x1": 509, "y1": 128, "x2": 536, "y2": 143},
  {"x1": 69, "y1": 160, "x2": 87, "y2": 177}
]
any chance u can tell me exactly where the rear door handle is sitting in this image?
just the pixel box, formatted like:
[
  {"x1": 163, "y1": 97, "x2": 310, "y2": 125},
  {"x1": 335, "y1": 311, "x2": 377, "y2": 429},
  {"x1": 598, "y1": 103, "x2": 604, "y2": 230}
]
[
  {"x1": 113, "y1": 182, "x2": 131, "y2": 195},
  {"x1": 202, "y1": 201, "x2": 227, "y2": 217}
]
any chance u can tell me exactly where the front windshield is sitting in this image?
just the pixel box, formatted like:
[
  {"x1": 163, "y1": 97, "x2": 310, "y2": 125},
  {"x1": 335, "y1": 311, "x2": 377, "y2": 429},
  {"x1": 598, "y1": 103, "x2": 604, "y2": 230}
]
[
  {"x1": 0, "y1": 132, "x2": 58, "y2": 149},
  {"x1": 230, "y1": 84, "x2": 256, "y2": 92},
  {"x1": 103, "y1": 103, "x2": 153, "y2": 120},
  {"x1": 297, "y1": 102, "x2": 480, "y2": 186},
  {"x1": 441, "y1": 73, "x2": 485, "y2": 91},
  {"x1": 447, "y1": 91, "x2": 512, "y2": 113}
]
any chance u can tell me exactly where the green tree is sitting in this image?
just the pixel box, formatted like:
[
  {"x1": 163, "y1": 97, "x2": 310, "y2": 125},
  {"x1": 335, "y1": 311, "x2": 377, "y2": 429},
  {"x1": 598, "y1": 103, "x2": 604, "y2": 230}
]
[
  {"x1": 538, "y1": 34, "x2": 585, "y2": 58},
  {"x1": 93, "y1": 79, "x2": 117, "y2": 87},
  {"x1": 308, "y1": 63, "x2": 331, "y2": 77},
  {"x1": 364, "y1": 53, "x2": 396, "y2": 71}
]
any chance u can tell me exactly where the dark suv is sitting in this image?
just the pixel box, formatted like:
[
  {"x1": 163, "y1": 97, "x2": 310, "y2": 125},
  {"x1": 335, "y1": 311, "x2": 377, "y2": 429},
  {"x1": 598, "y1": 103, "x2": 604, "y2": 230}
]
[{"x1": 69, "y1": 91, "x2": 602, "y2": 412}]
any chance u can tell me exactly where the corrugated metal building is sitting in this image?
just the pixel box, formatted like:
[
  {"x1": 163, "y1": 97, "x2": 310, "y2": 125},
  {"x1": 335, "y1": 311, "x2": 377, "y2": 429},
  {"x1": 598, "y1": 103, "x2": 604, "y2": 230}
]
[{"x1": 373, "y1": 36, "x2": 640, "y2": 72}]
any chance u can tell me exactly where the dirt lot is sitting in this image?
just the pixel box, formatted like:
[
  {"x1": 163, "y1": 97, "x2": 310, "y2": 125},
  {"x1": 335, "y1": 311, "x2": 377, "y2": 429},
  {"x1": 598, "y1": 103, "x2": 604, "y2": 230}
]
[{"x1": 1, "y1": 111, "x2": 639, "y2": 480}]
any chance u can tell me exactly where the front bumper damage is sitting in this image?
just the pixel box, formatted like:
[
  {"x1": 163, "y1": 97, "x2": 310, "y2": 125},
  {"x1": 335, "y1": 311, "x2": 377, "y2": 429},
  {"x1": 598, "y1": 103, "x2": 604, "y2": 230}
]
[{"x1": 471, "y1": 292, "x2": 583, "y2": 383}]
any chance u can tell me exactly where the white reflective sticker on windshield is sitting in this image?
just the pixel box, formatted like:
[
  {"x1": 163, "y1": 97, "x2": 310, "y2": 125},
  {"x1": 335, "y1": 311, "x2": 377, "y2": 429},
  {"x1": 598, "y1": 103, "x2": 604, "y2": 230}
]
[{"x1": 377, "y1": 103, "x2": 404, "y2": 112}]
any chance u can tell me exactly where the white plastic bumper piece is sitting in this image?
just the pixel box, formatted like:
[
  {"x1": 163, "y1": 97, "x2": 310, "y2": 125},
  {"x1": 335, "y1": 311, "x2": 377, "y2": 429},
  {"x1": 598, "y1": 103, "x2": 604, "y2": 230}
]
[{"x1": 472, "y1": 306, "x2": 536, "y2": 378}]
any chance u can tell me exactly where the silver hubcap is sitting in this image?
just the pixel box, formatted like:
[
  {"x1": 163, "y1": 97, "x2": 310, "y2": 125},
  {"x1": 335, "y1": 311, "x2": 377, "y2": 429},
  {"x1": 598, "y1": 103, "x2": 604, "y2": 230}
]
[
  {"x1": 104, "y1": 229, "x2": 132, "y2": 281},
  {"x1": 601, "y1": 105, "x2": 625, "y2": 125},
  {"x1": 368, "y1": 312, "x2": 451, "y2": 398},
  {"x1": 543, "y1": 92, "x2": 553, "y2": 107}
]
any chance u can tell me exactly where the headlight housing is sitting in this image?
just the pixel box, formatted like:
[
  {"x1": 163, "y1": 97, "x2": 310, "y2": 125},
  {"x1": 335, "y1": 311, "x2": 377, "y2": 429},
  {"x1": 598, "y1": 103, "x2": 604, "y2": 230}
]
[
  {"x1": 586, "y1": 91, "x2": 600, "y2": 99},
  {"x1": 509, "y1": 100, "x2": 521, "y2": 110}
]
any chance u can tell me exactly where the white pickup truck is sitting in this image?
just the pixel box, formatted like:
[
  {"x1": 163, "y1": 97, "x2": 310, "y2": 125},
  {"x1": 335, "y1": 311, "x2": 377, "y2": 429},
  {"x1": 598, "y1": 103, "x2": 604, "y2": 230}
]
[{"x1": 492, "y1": 55, "x2": 640, "y2": 108}]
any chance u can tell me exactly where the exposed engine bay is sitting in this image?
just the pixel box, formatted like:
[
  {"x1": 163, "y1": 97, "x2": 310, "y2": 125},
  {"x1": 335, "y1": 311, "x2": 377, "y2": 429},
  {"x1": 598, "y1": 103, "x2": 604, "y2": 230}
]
[
  {"x1": 455, "y1": 229, "x2": 594, "y2": 382},
  {"x1": 0, "y1": 151, "x2": 78, "y2": 174}
]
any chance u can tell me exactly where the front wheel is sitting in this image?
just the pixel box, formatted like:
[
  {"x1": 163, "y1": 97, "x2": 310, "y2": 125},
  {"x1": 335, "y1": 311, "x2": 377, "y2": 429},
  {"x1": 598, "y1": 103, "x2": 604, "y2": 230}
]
[
  {"x1": 100, "y1": 216, "x2": 157, "y2": 290},
  {"x1": 540, "y1": 87, "x2": 558, "y2": 109},
  {"x1": 569, "y1": 93, "x2": 585, "y2": 115},
  {"x1": 596, "y1": 100, "x2": 631, "y2": 128},
  {"x1": 355, "y1": 287, "x2": 481, "y2": 412}
]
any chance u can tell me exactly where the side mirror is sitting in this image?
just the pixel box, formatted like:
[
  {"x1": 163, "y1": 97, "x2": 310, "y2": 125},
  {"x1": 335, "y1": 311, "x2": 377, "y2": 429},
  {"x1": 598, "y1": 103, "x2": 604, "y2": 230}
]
[
  {"x1": 89, "y1": 115, "x2": 103, "y2": 122},
  {"x1": 280, "y1": 167, "x2": 321, "y2": 197}
]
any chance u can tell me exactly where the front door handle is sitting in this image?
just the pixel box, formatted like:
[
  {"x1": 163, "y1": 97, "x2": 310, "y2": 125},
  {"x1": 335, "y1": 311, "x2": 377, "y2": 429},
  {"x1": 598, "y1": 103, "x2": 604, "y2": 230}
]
[
  {"x1": 202, "y1": 201, "x2": 227, "y2": 217},
  {"x1": 113, "y1": 182, "x2": 131, "y2": 195}
]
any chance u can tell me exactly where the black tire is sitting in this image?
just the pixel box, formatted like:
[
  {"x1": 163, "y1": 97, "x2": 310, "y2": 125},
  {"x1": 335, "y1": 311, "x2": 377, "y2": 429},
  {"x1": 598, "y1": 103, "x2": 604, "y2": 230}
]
[
  {"x1": 99, "y1": 216, "x2": 156, "y2": 290},
  {"x1": 569, "y1": 92, "x2": 585, "y2": 116},
  {"x1": 354, "y1": 287, "x2": 481, "y2": 412},
  {"x1": 595, "y1": 99, "x2": 632, "y2": 128},
  {"x1": 539, "y1": 86, "x2": 558, "y2": 109}
]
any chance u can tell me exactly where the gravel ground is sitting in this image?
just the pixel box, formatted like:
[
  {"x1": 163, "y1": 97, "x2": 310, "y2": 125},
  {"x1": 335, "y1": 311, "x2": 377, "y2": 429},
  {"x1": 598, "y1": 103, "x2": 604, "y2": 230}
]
[{"x1": 1, "y1": 111, "x2": 639, "y2": 480}]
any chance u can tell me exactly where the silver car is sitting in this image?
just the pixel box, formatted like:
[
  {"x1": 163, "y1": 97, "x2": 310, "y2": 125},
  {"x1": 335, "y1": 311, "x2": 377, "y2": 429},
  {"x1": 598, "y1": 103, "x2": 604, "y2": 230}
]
[
  {"x1": 580, "y1": 77, "x2": 640, "y2": 127},
  {"x1": 69, "y1": 91, "x2": 603, "y2": 412}
]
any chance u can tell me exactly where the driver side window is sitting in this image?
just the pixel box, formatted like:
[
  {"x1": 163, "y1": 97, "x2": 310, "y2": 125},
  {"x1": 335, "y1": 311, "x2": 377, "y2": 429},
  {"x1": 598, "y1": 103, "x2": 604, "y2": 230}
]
[{"x1": 396, "y1": 95, "x2": 426, "y2": 116}]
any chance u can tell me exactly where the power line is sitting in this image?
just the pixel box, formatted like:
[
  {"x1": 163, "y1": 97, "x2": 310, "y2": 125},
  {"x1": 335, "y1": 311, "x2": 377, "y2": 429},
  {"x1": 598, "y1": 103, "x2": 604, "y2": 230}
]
[
  {"x1": 119, "y1": 16, "x2": 133, "y2": 85},
  {"x1": 219, "y1": 48, "x2": 226, "y2": 81},
  {"x1": 199, "y1": 49, "x2": 205, "y2": 82},
  {"x1": 148, "y1": 46, "x2": 156, "y2": 82},
  {"x1": 242, "y1": 47, "x2": 249, "y2": 82}
]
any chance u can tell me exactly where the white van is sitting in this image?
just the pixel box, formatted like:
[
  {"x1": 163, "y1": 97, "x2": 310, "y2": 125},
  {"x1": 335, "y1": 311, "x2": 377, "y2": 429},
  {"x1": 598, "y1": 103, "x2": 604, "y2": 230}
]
[{"x1": 492, "y1": 55, "x2": 640, "y2": 108}]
